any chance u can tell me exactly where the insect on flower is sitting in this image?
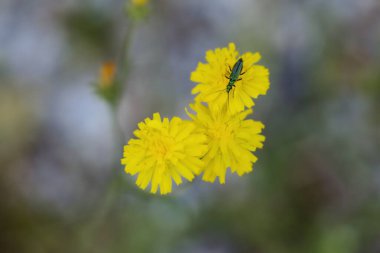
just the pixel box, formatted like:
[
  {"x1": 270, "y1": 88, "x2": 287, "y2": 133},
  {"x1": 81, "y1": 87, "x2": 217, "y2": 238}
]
[
  {"x1": 191, "y1": 43, "x2": 270, "y2": 113},
  {"x1": 224, "y1": 58, "x2": 245, "y2": 106},
  {"x1": 209, "y1": 58, "x2": 246, "y2": 110}
]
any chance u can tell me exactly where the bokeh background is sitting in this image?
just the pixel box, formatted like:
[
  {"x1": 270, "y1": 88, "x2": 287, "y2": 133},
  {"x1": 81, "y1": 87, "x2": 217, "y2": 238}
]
[{"x1": 1, "y1": 0, "x2": 380, "y2": 252}]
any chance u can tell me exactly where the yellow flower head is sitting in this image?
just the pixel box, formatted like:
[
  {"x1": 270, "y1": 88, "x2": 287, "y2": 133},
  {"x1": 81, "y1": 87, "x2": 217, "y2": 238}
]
[
  {"x1": 131, "y1": 0, "x2": 149, "y2": 7},
  {"x1": 99, "y1": 61, "x2": 116, "y2": 88},
  {"x1": 191, "y1": 43, "x2": 270, "y2": 113},
  {"x1": 186, "y1": 103, "x2": 265, "y2": 184},
  {"x1": 121, "y1": 113, "x2": 207, "y2": 194}
]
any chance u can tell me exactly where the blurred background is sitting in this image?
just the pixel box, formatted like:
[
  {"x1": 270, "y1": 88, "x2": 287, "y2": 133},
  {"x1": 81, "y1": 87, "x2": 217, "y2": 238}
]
[{"x1": 1, "y1": 0, "x2": 380, "y2": 252}]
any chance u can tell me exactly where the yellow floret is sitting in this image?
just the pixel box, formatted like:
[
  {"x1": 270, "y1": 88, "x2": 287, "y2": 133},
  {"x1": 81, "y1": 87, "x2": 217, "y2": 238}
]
[
  {"x1": 121, "y1": 113, "x2": 207, "y2": 194},
  {"x1": 191, "y1": 43, "x2": 270, "y2": 113},
  {"x1": 186, "y1": 103, "x2": 265, "y2": 184}
]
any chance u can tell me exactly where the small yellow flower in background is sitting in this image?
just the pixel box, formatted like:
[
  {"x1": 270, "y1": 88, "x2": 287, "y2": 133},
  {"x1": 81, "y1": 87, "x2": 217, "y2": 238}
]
[
  {"x1": 99, "y1": 62, "x2": 116, "y2": 88},
  {"x1": 95, "y1": 61, "x2": 121, "y2": 106},
  {"x1": 191, "y1": 43, "x2": 270, "y2": 113},
  {"x1": 186, "y1": 103, "x2": 265, "y2": 184},
  {"x1": 131, "y1": 0, "x2": 149, "y2": 7},
  {"x1": 126, "y1": 0, "x2": 150, "y2": 21},
  {"x1": 121, "y1": 113, "x2": 207, "y2": 194}
]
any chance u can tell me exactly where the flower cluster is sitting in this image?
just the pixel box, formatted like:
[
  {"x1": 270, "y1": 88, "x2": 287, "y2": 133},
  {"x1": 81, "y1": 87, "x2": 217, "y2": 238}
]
[{"x1": 121, "y1": 43, "x2": 270, "y2": 194}]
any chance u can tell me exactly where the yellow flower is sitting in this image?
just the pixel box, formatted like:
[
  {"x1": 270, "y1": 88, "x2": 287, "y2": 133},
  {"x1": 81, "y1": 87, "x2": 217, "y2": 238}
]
[
  {"x1": 131, "y1": 0, "x2": 149, "y2": 7},
  {"x1": 191, "y1": 43, "x2": 270, "y2": 113},
  {"x1": 121, "y1": 113, "x2": 207, "y2": 194},
  {"x1": 186, "y1": 103, "x2": 265, "y2": 184},
  {"x1": 99, "y1": 62, "x2": 116, "y2": 88}
]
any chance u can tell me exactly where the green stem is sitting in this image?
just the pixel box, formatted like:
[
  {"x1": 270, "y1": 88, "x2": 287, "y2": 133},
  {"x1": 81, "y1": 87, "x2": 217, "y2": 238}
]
[
  {"x1": 78, "y1": 13, "x2": 136, "y2": 253},
  {"x1": 116, "y1": 19, "x2": 135, "y2": 95}
]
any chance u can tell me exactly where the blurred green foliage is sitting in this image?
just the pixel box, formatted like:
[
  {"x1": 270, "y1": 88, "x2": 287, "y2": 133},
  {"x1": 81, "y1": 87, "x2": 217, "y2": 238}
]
[{"x1": 62, "y1": 5, "x2": 114, "y2": 58}]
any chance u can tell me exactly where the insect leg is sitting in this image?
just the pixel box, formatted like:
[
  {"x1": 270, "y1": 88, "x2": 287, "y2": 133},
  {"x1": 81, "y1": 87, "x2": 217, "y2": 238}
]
[{"x1": 225, "y1": 63, "x2": 232, "y2": 74}]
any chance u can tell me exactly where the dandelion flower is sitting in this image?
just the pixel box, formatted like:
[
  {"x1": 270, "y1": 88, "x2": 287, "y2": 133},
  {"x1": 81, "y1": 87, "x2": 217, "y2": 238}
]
[
  {"x1": 121, "y1": 113, "x2": 207, "y2": 194},
  {"x1": 186, "y1": 103, "x2": 265, "y2": 184},
  {"x1": 191, "y1": 43, "x2": 270, "y2": 113}
]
